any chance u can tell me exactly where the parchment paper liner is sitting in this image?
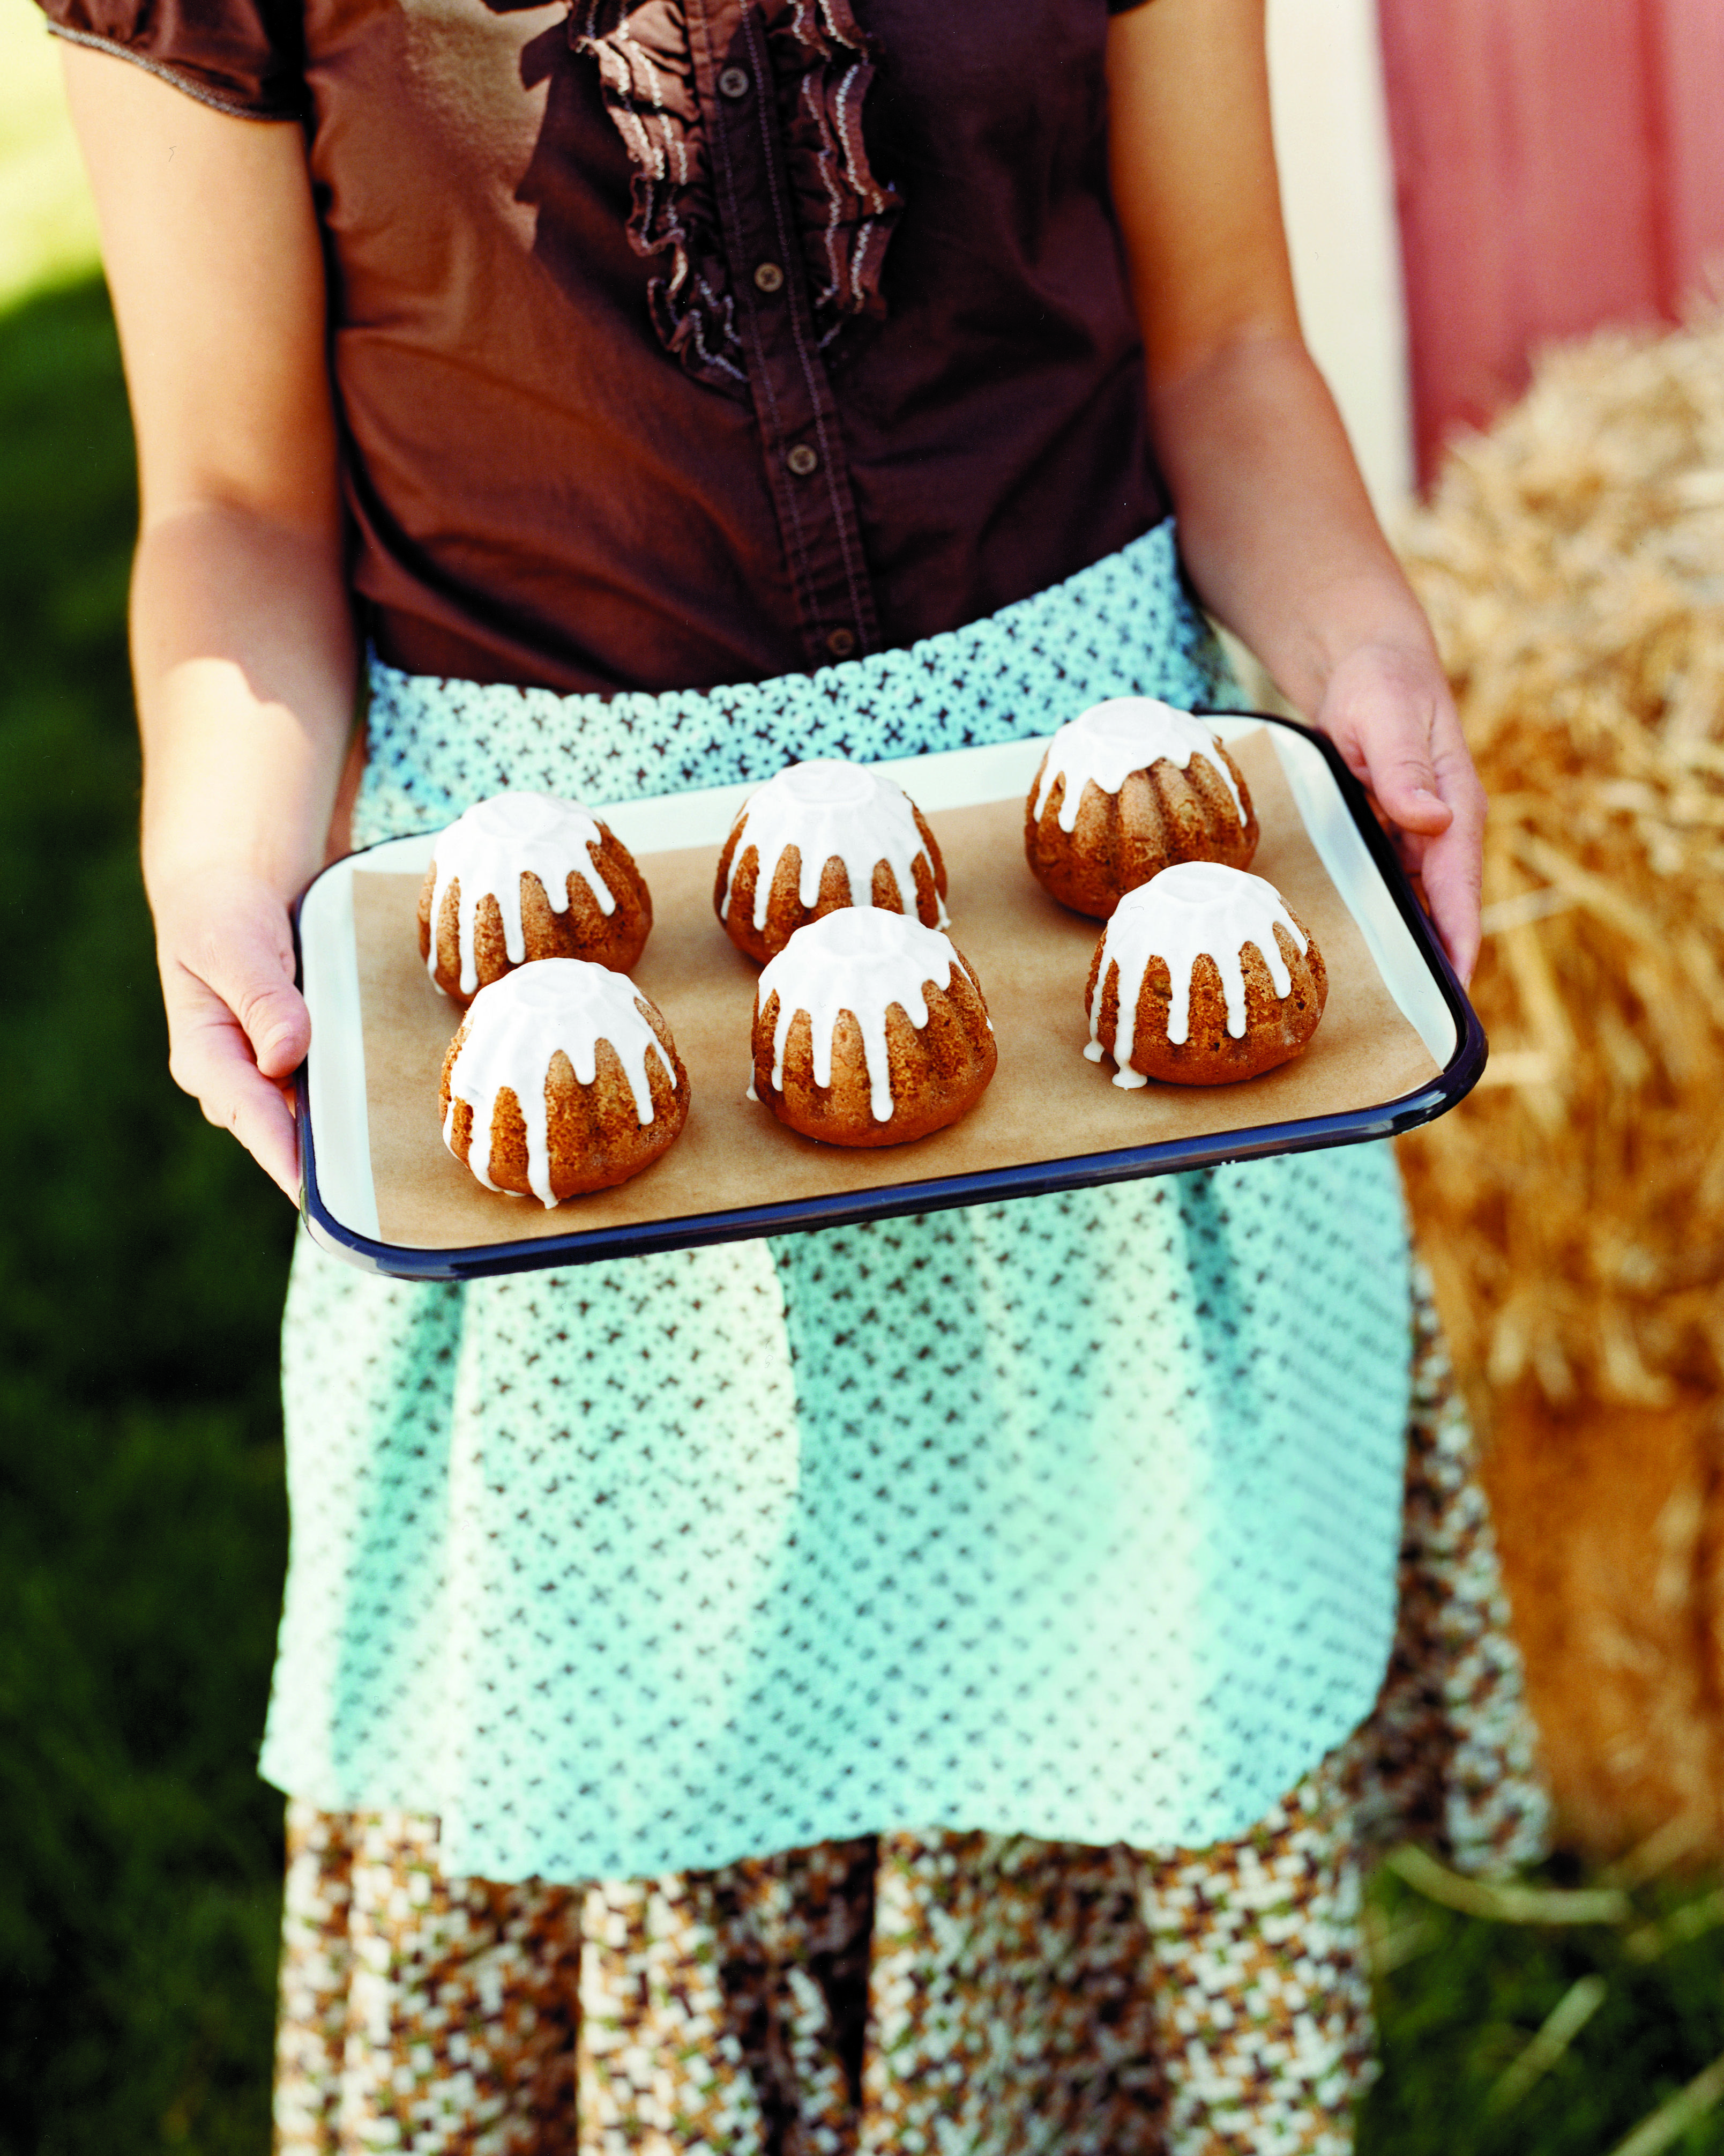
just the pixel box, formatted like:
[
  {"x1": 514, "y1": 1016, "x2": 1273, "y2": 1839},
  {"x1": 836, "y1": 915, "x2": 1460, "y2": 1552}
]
[{"x1": 351, "y1": 728, "x2": 1439, "y2": 1250}]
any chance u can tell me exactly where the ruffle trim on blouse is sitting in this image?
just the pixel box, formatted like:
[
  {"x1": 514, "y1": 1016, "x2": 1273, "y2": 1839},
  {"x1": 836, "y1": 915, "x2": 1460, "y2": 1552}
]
[{"x1": 571, "y1": 0, "x2": 901, "y2": 391}]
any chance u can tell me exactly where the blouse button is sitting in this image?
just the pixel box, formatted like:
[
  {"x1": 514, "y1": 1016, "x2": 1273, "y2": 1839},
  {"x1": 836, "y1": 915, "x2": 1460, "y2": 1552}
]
[
  {"x1": 786, "y1": 443, "x2": 820, "y2": 477},
  {"x1": 825, "y1": 628, "x2": 857, "y2": 659},
  {"x1": 753, "y1": 261, "x2": 785, "y2": 294},
  {"x1": 718, "y1": 64, "x2": 751, "y2": 99}
]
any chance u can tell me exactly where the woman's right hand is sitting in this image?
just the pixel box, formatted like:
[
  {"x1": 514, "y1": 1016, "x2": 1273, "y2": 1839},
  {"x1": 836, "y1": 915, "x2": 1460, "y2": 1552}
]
[
  {"x1": 61, "y1": 46, "x2": 359, "y2": 1206},
  {"x1": 152, "y1": 868, "x2": 312, "y2": 1201}
]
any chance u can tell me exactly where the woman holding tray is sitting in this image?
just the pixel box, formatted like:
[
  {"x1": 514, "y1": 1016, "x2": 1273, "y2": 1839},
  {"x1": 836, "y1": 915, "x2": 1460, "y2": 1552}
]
[{"x1": 47, "y1": 0, "x2": 1542, "y2": 2144}]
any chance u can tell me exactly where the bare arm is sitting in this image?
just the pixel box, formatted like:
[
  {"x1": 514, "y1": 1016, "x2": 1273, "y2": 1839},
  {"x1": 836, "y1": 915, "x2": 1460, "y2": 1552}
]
[
  {"x1": 63, "y1": 43, "x2": 356, "y2": 1195},
  {"x1": 1107, "y1": 0, "x2": 1486, "y2": 978}
]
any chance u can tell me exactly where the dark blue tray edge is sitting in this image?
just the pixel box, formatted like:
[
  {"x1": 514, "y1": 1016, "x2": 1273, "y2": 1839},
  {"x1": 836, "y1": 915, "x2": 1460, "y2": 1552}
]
[{"x1": 293, "y1": 711, "x2": 1488, "y2": 1282}]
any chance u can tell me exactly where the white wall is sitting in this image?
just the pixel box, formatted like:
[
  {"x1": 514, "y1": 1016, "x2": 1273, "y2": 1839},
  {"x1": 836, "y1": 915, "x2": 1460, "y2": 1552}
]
[{"x1": 1266, "y1": 0, "x2": 1414, "y2": 523}]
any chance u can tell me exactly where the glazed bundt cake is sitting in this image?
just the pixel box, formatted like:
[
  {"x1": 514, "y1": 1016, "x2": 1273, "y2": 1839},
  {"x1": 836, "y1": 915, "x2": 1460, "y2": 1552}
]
[
  {"x1": 715, "y1": 757, "x2": 947, "y2": 964},
  {"x1": 1026, "y1": 698, "x2": 1258, "y2": 919},
  {"x1": 1084, "y1": 862, "x2": 1326, "y2": 1087},
  {"x1": 420, "y1": 790, "x2": 652, "y2": 1002},
  {"x1": 750, "y1": 909, "x2": 995, "y2": 1146},
  {"x1": 440, "y1": 958, "x2": 688, "y2": 1202}
]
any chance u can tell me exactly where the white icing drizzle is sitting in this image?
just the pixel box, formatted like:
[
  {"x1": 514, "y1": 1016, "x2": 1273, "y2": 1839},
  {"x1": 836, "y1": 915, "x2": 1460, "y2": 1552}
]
[
  {"x1": 756, "y1": 909, "x2": 971, "y2": 1124},
  {"x1": 721, "y1": 758, "x2": 948, "y2": 934},
  {"x1": 1084, "y1": 862, "x2": 1307, "y2": 1090},
  {"x1": 443, "y1": 959, "x2": 676, "y2": 1206},
  {"x1": 1032, "y1": 697, "x2": 1245, "y2": 834},
  {"x1": 428, "y1": 791, "x2": 617, "y2": 997}
]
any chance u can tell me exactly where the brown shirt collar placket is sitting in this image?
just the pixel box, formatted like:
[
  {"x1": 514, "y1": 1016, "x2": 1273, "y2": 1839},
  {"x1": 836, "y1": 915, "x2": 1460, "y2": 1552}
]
[{"x1": 689, "y1": 0, "x2": 882, "y2": 671}]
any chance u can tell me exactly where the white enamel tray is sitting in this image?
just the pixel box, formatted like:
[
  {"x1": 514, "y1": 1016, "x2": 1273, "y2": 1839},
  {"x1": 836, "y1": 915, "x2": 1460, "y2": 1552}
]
[{"x1": 294, "y1": 715, "x2": 1482, "y2": 1278}]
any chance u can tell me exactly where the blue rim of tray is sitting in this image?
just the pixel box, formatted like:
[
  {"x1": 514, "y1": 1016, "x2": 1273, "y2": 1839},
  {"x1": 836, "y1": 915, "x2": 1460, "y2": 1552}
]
[{"x1": 292, "y1": 712, "x2": 1488, "y2": 1280}]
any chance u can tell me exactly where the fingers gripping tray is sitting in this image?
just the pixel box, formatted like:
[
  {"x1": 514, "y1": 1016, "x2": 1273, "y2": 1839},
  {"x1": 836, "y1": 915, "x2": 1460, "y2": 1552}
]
[{"x1": 293, "y1": 716, "x2": 1484, "y2": 1280}]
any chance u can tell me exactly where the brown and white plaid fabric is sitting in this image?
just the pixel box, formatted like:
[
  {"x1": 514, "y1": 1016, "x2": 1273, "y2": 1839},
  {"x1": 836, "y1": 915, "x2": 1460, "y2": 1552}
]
[{"x1": 273, "y1": 1265, "x2": 1546, "y2": 2156}]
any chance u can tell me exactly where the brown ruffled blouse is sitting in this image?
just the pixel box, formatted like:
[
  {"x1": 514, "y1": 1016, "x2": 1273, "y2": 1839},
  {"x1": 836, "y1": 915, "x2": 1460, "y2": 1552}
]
[{"x1": 39, "y1": 0, "x2": 1166, "y2": 695}]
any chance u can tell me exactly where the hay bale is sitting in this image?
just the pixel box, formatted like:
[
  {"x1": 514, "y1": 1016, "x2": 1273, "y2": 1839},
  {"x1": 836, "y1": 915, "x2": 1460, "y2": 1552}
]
[
  {"x1": 1480, "y1": 1384, "x2": 1721, "y2": 1856},
  {"x1": 1395, "y1": 314, "x2": 1724, "y2": 1854}
]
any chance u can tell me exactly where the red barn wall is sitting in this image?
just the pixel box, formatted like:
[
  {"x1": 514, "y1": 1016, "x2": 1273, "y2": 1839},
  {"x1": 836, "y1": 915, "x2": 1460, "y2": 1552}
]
[{"x1": 1377, "y1": 0, "x2": 1724, "y2": 482}]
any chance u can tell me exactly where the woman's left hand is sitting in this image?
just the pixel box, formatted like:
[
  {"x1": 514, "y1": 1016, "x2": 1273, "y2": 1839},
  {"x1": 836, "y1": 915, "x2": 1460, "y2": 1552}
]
[
  {"x1": 1312, "y1": 639, "x2": 1486, "y2": 985},
  {"x1": 1102, "y1": 2, "x2": 1486, "y2": 985}
]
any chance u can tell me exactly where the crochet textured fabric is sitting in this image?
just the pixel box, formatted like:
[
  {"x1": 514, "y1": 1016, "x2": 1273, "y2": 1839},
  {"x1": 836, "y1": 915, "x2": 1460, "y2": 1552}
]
[{"x1": 260, "y1": 523, "x2": 1414, "y2": 1881}]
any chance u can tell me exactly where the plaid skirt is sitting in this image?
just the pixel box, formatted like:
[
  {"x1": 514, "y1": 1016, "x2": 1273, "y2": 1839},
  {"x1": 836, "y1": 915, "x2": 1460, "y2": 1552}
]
[{"x1": 272, "y1": 1265, "x2": 1546, "y2": 2156}]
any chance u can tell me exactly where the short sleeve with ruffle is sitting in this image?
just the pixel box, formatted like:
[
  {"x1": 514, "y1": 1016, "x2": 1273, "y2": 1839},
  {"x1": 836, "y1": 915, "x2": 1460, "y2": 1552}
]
[{"x1": 36, "y1": 0, "x2": 307, "y2": 121}]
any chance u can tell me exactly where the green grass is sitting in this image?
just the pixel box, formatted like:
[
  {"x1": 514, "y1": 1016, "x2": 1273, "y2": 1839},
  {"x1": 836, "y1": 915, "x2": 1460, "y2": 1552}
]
[
  {"x1": 0, "y1": 274, "x2": 294, "y2": 2154},
  {"x1": 5, "y1": 269, "x2": 1724, "y2": 2156},
  {"x1": 1362, "y1": 1863, "x2": 1724, "y2": 2154}
]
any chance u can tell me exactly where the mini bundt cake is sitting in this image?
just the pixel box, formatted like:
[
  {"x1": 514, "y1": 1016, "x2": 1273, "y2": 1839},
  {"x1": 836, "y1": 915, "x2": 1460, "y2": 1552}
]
[
  {"x1": 751, "y1": 909, "x2": 995, "y2": 1147},
  {"x1": 440, "y1": 959, "x2": 688, "y2": 1203},
  {"x1": 420, "y1": 790, "x2": 652, "y2": 1002},
  {"x1": 715, "y1": 757, "x2": 947, "y2": 964},
  {"x1": 1084, "y1": 862, "x2": 1326, "y2": 1088},
  {"x1": 1026, "y1": 697, "x2": 1258, "y2": 918}
]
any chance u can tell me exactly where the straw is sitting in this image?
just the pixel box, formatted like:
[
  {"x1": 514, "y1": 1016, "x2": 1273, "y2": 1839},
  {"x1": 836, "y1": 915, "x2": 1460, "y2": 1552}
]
[{"x1": 1396, "y1": 313, "x2": 1724, "y2": 1414}]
